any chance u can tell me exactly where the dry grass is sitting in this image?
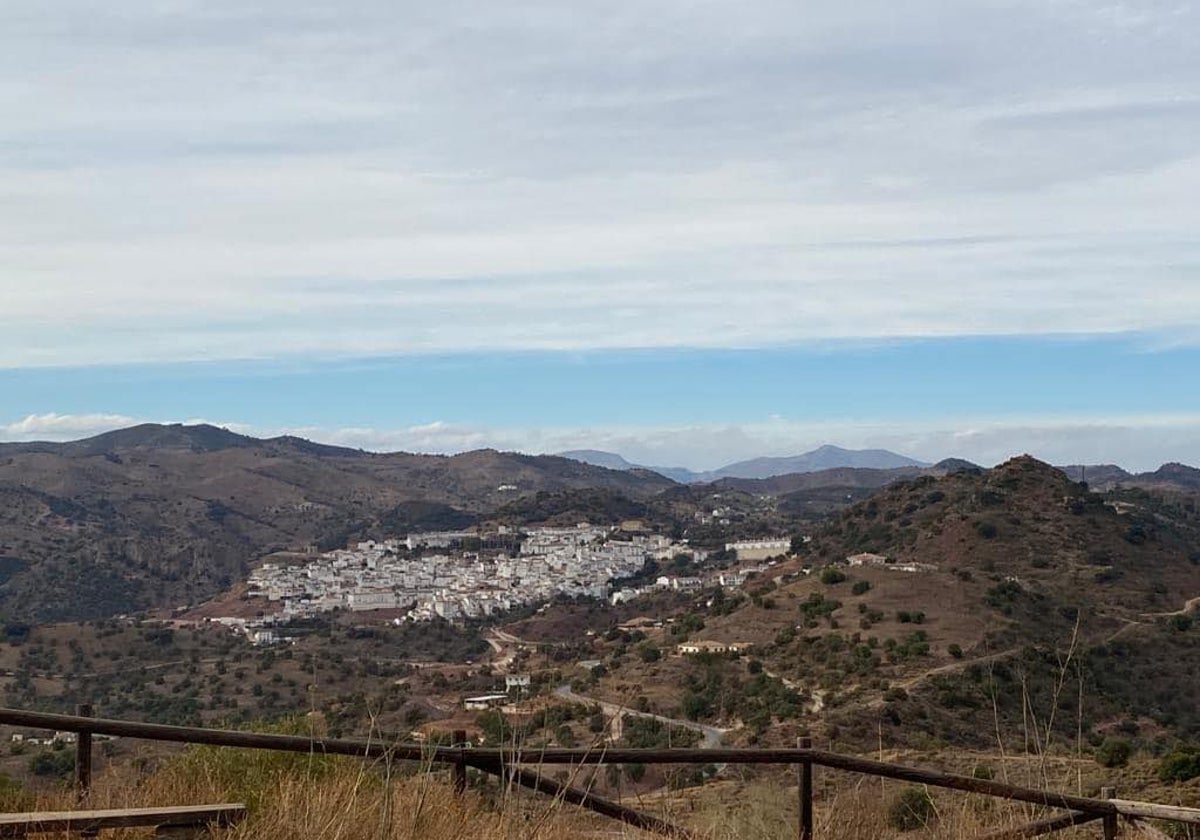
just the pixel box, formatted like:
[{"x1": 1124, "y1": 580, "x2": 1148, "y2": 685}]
[
  {"x1": 691, "y1": 783, "x2": 1113, "y2": 840},
  {"x1": 10, "y1": 748, "x2": 1171, "y2": 840}
]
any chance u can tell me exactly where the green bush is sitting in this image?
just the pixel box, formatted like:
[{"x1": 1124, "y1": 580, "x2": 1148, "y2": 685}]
[
  {"x1": 948, "y1": 643, "x2": 964, "y2": 659},
  {"x1": 28, "y1": 749, "x2": 74, "y2": 779},
  {"x1": 820, "y1": 568, "x2": 847, "y2": 585},
  {"x1": 1095, "y1": 738, "x2": 1132, "y2": 768},
  {"x1": 851, "y1": 580, "x2": 871, "y2": 595},
  {"x1": 1159, "y1": 748, "x2": 1200, "y2": 783},
  {"x1": 887, "y1": 787, "x2": 936, "y2": 831}
]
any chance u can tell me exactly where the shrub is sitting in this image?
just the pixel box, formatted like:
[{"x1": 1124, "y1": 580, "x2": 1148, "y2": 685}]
[
  {"x1": 985, "y1": 580, "x2": 1023, "y2": 614},
  {"x1": 1124, "y1": 524, "x2": 1148, "y2": 545},
  {"x1": 1159, "y1": 748, "x2": 1200, "y2": 783},
  {"x1": 851, "y1": 580, "x2": 871, "y2": 595},
  {"x1": 820, "y1": 568, "x2": 847, "y2": 585},
  {"x1": 887, "y1": 787, "x2": 936, "y2": 831},
  {"x1": 1168, "y1": 614, "x2": 1193, "y2": 632},
  {"x1": 28, "y1": 749, "x2": 74, "y2": 779},
  {"x1": 1095, "y1": 738, "x2": 1132, "y2": 768},
  {"x1": 976, "y1": 521, "x2": 998, "y2": 540},
  {"x1": 948, "y1": 643, "x2": 963, "y2": 659}
]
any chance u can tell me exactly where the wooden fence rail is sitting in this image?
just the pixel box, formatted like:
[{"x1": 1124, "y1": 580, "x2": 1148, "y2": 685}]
[{"x1": 1, "y1": 706, "x2": 1196, "y2": 839}]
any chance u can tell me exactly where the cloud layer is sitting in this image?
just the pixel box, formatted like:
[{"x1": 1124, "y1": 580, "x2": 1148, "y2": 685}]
[{"x1": 3, "y1": 1, "x2": 1199, "y2": 366}]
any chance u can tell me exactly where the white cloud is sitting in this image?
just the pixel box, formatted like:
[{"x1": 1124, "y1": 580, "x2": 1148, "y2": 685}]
[
  {"x1": 6, "y1": 411, "x2": 1196, "y2": 473},
  {"x1": 1, "y1": 413, "x2": 142, "y2": 440},
  {"x1": 2, "y1": 1, "x2": 1199, "y2": 366}
]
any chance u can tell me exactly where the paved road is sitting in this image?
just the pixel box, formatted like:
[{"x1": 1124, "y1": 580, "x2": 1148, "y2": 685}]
[{"x1": 553, "y1": 683, "x2": 728, "y2": 749}]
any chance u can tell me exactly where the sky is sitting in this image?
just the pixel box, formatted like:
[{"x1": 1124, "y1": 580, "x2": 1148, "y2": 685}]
[{"x1": 2, "y1": 1, "x2": 1199, "y2": 470}]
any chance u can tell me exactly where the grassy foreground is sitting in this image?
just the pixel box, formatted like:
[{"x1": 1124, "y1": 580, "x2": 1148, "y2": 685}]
[{"x1": 11, "y1": 744, "x2": 1181, "y2": 840}]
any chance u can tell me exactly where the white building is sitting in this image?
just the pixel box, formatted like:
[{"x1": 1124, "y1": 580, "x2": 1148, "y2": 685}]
[{"x1": 725, "y1": 538, "x2": 791, "y2": 560}]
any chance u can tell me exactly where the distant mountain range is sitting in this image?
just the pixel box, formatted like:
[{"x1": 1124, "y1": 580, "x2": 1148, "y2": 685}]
[
  {"x1": 558, "y1": 444, "x2": 930, "y2": 482},
  {"x1": 559, "y1": 446, "x2": 1200, "y2": 492}
]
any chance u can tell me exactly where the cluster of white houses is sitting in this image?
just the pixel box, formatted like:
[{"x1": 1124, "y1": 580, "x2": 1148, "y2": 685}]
[{"x1": 247, "y1": 526, "x2": 701, "y2": 623}]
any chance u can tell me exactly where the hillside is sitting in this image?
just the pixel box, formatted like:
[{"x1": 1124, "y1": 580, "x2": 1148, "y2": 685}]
[
  {"x1": 712, "y1": 466, "x2": 927, "y2": 495},
  {"x1": 0, "y1": 425, "x2": 674, "y2": 622},
  {"x1": 566, "y1": 456, "x2": 1200, "y2": 751}
]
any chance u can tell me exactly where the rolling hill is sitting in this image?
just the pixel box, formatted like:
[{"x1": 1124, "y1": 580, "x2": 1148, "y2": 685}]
[
  {"x1": 0, "y1": 424, "x2": 674, "y2": 622},
  {"x1": 570, "y1": 455, "x2": 1200, "y2": 750}
]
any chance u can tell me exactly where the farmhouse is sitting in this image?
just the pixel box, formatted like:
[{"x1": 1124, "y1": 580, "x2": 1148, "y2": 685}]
[
  {"x1": 463, "y1": 694, "x2": 510, "y2": 711},
  {"x1": 676, "y1": 640, "x2": 751, "y2": 655}
]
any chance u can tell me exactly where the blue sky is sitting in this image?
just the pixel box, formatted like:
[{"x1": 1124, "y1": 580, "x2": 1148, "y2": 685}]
[
  {"x1": 2, "y1": 1, "x2": 1199, "y2": 469},
  {"x1": 4, "y1": 335, "x2": 1199, "y2": 470}
]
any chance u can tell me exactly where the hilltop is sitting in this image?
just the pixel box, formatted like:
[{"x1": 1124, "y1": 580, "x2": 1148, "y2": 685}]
[
  {"x1": 0, "y1": 424, "x2": 674, "y2": 622},
  {"x1": 541, "y1": 456, "x2": 1200, "y2": 751}
]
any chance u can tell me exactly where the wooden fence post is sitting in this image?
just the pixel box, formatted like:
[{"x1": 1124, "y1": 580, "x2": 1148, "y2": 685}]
[
  {"x1": 1101, "y1": 787, "x2": 1117, "y2": 840},
  {"x1": 75, "y1": 703, "x2": 93, "y2": 803},
  {"x1": 453, "y1": 730, "x2": 467, "y2": 795},
  {"x1": 798, "y1": 736, "x2": 813, "y2": 840}
]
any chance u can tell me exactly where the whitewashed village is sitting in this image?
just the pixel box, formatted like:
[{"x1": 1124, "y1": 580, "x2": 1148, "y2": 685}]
[{"x1": 238, "y1": 527, "x2": 793, "y2": 634}]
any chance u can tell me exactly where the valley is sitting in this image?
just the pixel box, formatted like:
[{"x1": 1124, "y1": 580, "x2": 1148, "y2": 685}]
[{"x1": 0, "y1": 428, "x2": 1196, "y2": 819}]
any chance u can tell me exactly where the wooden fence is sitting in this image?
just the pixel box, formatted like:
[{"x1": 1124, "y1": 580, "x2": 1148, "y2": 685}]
[{"x1": 1, "y1": 705, "x2": 1198, "y2": 839}]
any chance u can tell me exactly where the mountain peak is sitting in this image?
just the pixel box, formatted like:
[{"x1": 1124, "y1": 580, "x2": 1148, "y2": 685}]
[
  {"x1": 710, "y1": 446, "x2": 928, "y2": 480},
  {"x1": 71, "y1": 423, "x2": 258, "y2": 454}
]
